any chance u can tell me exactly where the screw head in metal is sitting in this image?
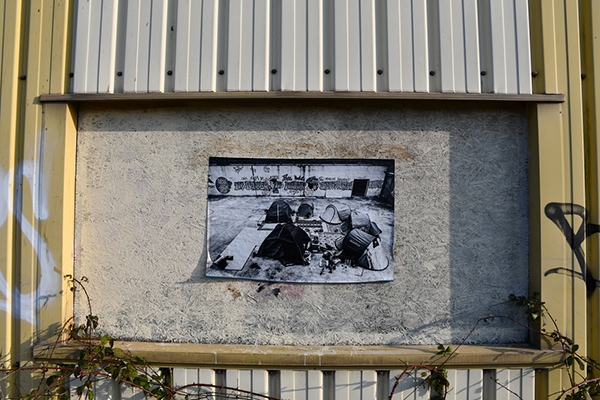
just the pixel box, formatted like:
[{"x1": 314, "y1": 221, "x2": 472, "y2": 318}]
[
  {"x1": 271, "y1": 69, "x2": 277, "y2": 74},
  {"x1": 324, "y1": 69, "x2": 330, "y2": 74},
  {"x1": 218, "y1": 70, "x2": 225, "y2": 75},
  {"x1": 69, "y1": 72, "x2": 74, "y2": 77},
  {"x1": 480, "y1": 71, "x2": 487, "y2": 76},
  {"x1": 19, "y1": 75, "x2": 26, "y2": 80},
  {"x1": 532, "y1": 71, "x2": 538, "y2": 77},
  {"x1": 429, "y1": 71, "x2": 435, "y2": 76},
  {"x1": 116, "y1": 71, "x2": 122, "y2": 76},
  {"x1": 377, "y1": 69, "x2": 383, "y2": 75},
  {"x1": 582, "y1": 73, "x2": 587, "y2": 79},
  {"x1": 167, "y1": 70, "x2": 173, "y2": 75}
]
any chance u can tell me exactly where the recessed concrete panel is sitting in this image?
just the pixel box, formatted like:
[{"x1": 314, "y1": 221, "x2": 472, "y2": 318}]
[{"x1": 74, "y1": 100, "x2": 529, "y2": 345}]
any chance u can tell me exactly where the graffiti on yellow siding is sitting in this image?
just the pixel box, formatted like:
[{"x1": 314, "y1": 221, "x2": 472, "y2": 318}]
[
  {"x1": 545, "y1": 202, "x2": 600, "y2": 296},
  {"x1": 0, "y1": 160, "x2": 60, "y2": 324}
]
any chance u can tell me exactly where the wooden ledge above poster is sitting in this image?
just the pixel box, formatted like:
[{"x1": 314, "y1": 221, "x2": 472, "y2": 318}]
[
  {"x1": 38, "y1": 92, "x2": 565, "y2": 103},
  {"x1": 34, "y1": 342, "x2": 562, "y2": 369}
]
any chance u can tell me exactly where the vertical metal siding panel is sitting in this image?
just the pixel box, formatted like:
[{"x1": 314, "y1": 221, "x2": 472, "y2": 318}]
[
  {"x1": 200, "y1": 0, "x2": 218, "y2": 91},
  {"x1": 252, "y1": 370, "x2": 269, "y2": 397},
  {"x1": 400, "y1": 0, "x2": 415, "y2": 91},
  {"x1": 389, "y1": 370, "x2": 428, "y2": 400},
  {"x1": 489, "y1": 0, "x2": 507, "y2": 93},
  {"x1": 148, "y1": 0, "x2": 169, "y2": 92},
  {"x1": 307, "y1": 0, "x2": 323, "y2": 91},
  {"x1": 334, "y1": 0, "x2": 349, "y2": 90},
  {"x1": 226, "y1": 0, "x2": 244, "y2": 90},
  {"x1": 451, "y1": 0, "x2": 467, "y2": 92},
  {"x1": 253, "y1": 0, "x2": 270, "y2": 91},
  {"x1": 412, "y1": 0, "x2": 429, "y2": 92},
  {"x1": 240, "y1": 0, "x2": 254, "y2": 90},
  {"x1": 124, "y1": 0, "x2": 141, "y2": 92},
  {"x1": 173, "y1": 368, "x2": 216, "y2": 398},
  {"x1": 188, "y1": 0, "x2": 203, "y2": 91},
  {"x1": 347, "y1": 0, "x2": 361, "y2": 91},
  {"x1": 280, "y1": 370, "x2": 299, "y2": 399},
  {"x1": 280, "y1": 0, "x2": 296, "y2": 90},
  {"x1": 97, "y1": 0, "x2": 119, "y2": 93},
  {"x1": 468, "y1": 370, "x2": 484, "y2": 400},
  {"x1": 514, "y1": 0, "x2": 532, "y2": 94},
  {"x1": 438, "y1": 0, "x2": 455, "y2": 92},
  {"x1": 463, "y1": 0, "x2": 481, "y2": 93},
  {"x1": 501, "y1": 0, "x2": 518, "y2": 94},
  {"x1": 521, "y1": 369, "x2": 535, "y2": 400},
  {"x1": 447, "y1": 370, "x2": 483, "y2": 400},
  {"x1": 360, "y1": 0, "x2": 376, "y2": 91},
  {"x1": 294, "y1": 0, "x2": 307, "y2": 90},
  {"x1": 335, "y1": 370, "x2": 362, "y2": 400},
  {"x1": 361, "y1": 371, "x2": 378, "y2": 399},
  {"x1": 386, "y1": 0, "x2": 402, "y2": 91},
  {"x1": 72, "y1": 0, "x2": 91, "y2": 92},
  {"x1": 308, "y1": 370, "x2": 324, "y2": 399},
  {"x1": 174, "y1": 0, "x2": 191, "y2": 91},
  {"x1": 84, "y1": 0, "x2": 102, "y2": 93},
  {"x1": 136, "y1": 1, "x2": 152, "y2": 92}
]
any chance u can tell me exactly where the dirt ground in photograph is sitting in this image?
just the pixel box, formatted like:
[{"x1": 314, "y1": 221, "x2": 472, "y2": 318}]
[{"x1": 207, "y1": 196, "x2": 394, "y2": 282}]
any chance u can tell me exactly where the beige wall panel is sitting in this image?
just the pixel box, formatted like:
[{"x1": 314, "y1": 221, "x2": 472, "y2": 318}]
[{"x1": 74, "y1": 101, "x2": 529, "y2": 346}]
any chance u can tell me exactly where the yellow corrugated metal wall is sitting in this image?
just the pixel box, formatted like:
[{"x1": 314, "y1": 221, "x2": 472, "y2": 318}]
[{"x1": 0, "y1": 0, "x2": 599, "y2": 399}]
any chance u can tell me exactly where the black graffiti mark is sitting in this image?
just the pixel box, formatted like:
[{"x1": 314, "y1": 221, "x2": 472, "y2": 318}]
[{"x1": 544, "y1": 202, "x2": 600, "y2": 296}]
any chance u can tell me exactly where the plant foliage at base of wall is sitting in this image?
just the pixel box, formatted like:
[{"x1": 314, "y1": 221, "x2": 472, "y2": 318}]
[{"x1": 0, "y1": 277, "x2": 595, "y2": 400}]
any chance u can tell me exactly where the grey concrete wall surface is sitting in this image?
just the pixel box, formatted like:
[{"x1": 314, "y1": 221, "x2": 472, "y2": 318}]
[{"x1": 74, "y1": 100, "x2": 530, "y2": 346}]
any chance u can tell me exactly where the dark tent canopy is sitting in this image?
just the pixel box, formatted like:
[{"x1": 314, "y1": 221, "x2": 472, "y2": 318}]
[
  {"x1": 256, "y1": 223, "x2": 311, "y2": 265},
  {"x1": 297, "y1": 200, "x2": 315, "y2": 218},
  {"x1": 265, "y1": 200, "x2": 293, "y2": 223}
]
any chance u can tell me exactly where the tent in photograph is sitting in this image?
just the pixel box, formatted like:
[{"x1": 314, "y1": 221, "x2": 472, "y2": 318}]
[
  {"x1": 265, "y1": 200, "x2": 293, "y2": 223},
  {"x1": 256, "y1": 223, "x2": 312, "y2": 265},
  {"x1": 297, "y1": 200, "x2": 315, "y2": 218}
]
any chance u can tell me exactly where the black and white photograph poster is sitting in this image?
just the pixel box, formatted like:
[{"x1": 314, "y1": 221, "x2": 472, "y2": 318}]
[{"x1": 206, "y1": 158, "x2": 395, "y2": 283}]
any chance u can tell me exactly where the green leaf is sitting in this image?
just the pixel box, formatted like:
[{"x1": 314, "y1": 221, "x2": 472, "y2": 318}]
[
  {"x1": 113, "y1": 348, "x2": 125, "y2": 358},
  {"x1": 100, "y1": 334, "x2": 111, "y2": 346}
]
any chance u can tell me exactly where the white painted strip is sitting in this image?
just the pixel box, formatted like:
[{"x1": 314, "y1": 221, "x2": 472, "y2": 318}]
[
  {"x1": 73, "y1": 0, "x2": 91, "y2": 93},
  {"x1": 333, "y1": 0, "x2": 349, "y2": 90},
  {"x1": 123, "y1": 0, "x2": 141, "y2": 92},
  {"x1": 226, "y1": 0, "x2": 243, "y2": 90},
  {"x1": 412, "y1": 0, "x2": 429, "y2": 92},
  {"x1": 347, "y1": 0, "x2": 361, "y2": 91},
  {"x1": 174, "y1": 0, "x2": 191, "y2": 92},
  {"x1": 489, "y1": 0, "x2": 507, "y2": 93},
  {"x1": 360, "y1": 0, "x2": 376, "y2": 92},
  {"x1": 361, "y1": 370, "x2": 378, "y2": 399},
  {"x1": 148, "y1": 0, "x2": 169, "y2": 92},
  {"x1": 386, "y1": 0, "x2": 402, "y2": 91},
  {"x1": 446, "y1": 370, "x2": 484, "y2": 400},
  {"x1": 306, "y1": 0, "x2": 323, "y2": 91},
  {"x1": 501, "y1": 0, "x2": 518, "y2": 94},
  {"x1": 172, "y1": 368, "x2": 216, "y2": 398},
  {"x1": 200, "y1": 0, "x2": 219, "y2": 91},
  {"x1": 253, "y1": 0, "x2": 270, "y2": 91},
  {"x1": 97, "y1": 0, "x2": 119, "y2": 93},
  {"x1": 514, "y1": 0, "x2": 532, "y2": 94},
  {"x1": 280, "y1": 370, "x2": 300, "y2": 399},
  {"x1": 463, "y1": 0, "x2": 481, "y2": 93},
  {"x1": 438, "y1": 0, "x2": 455, "y2": 92},
  {"x1": 295, "y1": 0, "x2": 308, "y2": 91},
  {"x1": 280, "y1": 0, "x2": 297, "y2": 91}
]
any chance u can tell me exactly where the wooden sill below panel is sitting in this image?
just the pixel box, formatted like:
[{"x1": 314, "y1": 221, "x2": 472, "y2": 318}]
[{"x1": 34, "y1": 341, "x2": 563, "y2": 369}]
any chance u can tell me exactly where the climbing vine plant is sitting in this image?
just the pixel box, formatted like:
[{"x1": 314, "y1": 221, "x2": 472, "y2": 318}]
[{"x1": 0, "y1": 277, "x2": 596, "y2": 400}]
